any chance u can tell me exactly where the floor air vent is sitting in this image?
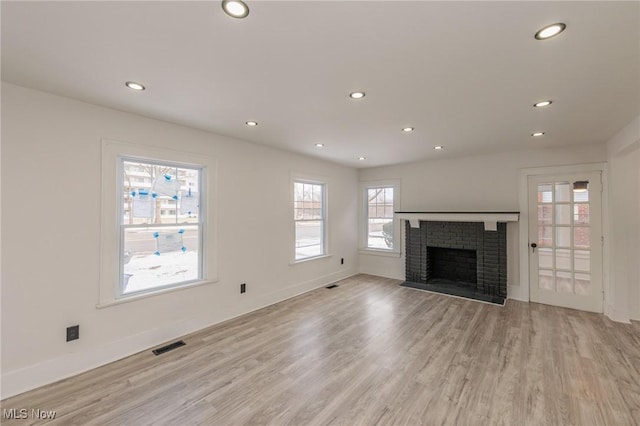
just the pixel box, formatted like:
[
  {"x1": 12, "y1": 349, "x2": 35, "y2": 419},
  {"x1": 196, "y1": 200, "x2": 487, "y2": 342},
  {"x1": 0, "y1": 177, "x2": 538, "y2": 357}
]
[
  {"x1": 326, "y1": 284, "x2": 339, "y2": 289},
  {"x1": 152, "y1": 340, "x2": 186, "y2": 356}
]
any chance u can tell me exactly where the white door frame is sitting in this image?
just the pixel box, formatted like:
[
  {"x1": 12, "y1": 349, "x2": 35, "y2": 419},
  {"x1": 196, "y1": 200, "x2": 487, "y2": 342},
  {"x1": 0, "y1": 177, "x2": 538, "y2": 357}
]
[{"x1": 516, "y1": 163, "x2": 610, "y2": 315}]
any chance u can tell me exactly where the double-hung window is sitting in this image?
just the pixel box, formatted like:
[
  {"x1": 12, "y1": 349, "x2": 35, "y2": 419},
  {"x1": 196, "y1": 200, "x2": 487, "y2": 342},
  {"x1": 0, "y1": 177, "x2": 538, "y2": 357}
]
[
  {"x1": 120, "y1": 158, "x2": 203, "y2": 296},
  {"x1": 360, "y1": 181, "x2": 400, "y2": 254},
  {"x1": 294, "y1": 180, "x2": 326, "y2": 260},
  {"x1": 366, "y1": 186, "x2": 395, "y2": 250}
]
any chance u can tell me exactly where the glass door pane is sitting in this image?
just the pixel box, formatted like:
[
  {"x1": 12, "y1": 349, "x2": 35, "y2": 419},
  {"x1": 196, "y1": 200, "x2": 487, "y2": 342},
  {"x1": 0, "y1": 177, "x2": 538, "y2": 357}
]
[{"x1": 536, "y1": 180, "x2": 592, "y2": 295}]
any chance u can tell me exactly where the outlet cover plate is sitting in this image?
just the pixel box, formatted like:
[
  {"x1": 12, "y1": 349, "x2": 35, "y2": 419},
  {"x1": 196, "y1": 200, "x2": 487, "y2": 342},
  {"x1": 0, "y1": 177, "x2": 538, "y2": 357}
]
[{"x1": 67, "y1": 325, "x2": 79, "y2": 342}]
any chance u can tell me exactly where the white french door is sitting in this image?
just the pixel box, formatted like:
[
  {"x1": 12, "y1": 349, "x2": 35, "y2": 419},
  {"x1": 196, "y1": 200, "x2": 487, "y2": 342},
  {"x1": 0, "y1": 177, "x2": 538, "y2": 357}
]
[{"x1": 528, "y1": 172, "x2": 603, "y2": 313}]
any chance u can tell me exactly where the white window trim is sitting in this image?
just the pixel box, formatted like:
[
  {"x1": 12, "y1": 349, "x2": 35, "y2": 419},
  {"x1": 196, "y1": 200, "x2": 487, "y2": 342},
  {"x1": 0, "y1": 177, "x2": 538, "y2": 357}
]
[
  {"x1": 359, "y1": 179, "x2": 401, "y2": 257},
  {"x1": 99, "y1": 139, "x2": 218, "y2": 308},
  {"x1": 290, "y1": 172, "x2": 329, "y2": 264}
]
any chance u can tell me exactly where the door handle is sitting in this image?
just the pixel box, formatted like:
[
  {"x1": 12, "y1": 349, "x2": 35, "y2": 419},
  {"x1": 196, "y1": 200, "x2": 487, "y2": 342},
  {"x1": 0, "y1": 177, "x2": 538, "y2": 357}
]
[{"x1": 530, "y1": 243, "x2": 537, "y2": 253}]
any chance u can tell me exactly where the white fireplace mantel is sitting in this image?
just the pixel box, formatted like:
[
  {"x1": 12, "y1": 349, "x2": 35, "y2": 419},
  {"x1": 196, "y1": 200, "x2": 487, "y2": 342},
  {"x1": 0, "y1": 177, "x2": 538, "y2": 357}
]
[{"x1": 395, "y1": 212, "x2": 520, "y2": 231}]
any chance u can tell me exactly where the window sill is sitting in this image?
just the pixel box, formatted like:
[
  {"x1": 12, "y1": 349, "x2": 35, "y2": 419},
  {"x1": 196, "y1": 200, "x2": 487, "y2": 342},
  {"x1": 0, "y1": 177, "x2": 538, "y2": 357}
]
[
  {"x1": 289, "y1": 254, "x2": 332, "y2": 265},
  {"x1": 358, "y1": 249, "x2": 401, "y2": 258},
  {"x1": 96, "y1": 278, "x2": 218, "y2": 309}
]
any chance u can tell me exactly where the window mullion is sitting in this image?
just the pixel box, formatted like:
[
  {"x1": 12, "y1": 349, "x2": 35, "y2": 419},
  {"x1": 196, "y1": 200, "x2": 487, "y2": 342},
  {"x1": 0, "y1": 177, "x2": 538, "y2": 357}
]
[{"x1": 122, "y1": 223, "x2": 195, "y2": 229}]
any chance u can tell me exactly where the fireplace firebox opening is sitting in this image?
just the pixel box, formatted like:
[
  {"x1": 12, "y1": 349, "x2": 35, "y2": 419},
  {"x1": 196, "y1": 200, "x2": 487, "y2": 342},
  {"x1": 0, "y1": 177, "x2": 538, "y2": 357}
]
[{"x1": 427, "y1": 246, "x2": 477, "y2": 286}]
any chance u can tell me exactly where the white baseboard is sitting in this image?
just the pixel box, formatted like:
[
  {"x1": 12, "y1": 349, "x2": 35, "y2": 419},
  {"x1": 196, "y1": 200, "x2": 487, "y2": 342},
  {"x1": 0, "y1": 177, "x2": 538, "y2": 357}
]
[
  {"x1": 0, "y1": 269, "x2": 357, "y2": 400},
  {"x1": 507, "y1": 283, "x2": 529, "y2": 302},
  {"x1": 357, "y1": 264, "x2": 404, "y2": 280},
  {"x1": 605, "y1": 304, "x2": 632, "y2": 324},
  {"x1": 263, "y1": 268, "x2": 357, "y2": 303},
  {"x1": 1, "y1": 318, "x2": 207, "y2": 400},
  {"x1": 630, "y1": 302, "x2": 640, "y2": 322},
  {"x1": 359, "y1": 270, "x2": 404, "y2": 280}
]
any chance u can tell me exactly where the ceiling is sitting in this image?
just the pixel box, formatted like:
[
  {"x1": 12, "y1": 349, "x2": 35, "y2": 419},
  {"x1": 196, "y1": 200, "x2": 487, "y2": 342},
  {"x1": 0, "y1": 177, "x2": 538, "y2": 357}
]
[{"x1": 2, "y1": 1, "x2": 639, "y2": 168}]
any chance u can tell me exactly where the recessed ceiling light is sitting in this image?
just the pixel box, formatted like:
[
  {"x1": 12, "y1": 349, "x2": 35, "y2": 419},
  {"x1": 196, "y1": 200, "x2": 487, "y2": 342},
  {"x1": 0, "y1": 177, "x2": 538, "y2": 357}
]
[
  {"x1": 315, "y1": 143, "x2": 324, "y2": 148},
  {"x1": 125, "y1": 81, "x2": 145, "y2": 91},
  {"x1": 402, "y1": 127, "x2": 414, "y2": 132},
  {"x1": 532, "y1": 132, "x2": 545, "y2": 137},
  {"x1": 245, "y1": 121, "x2": 258, "y2": 126},
  {"x1": 535, "y1": 23, "x2": 566, "y2": 40},
  {"x1": 358, "y1": 156, "x2": 366, "y2": 161},
  {"x1": 222, "y1": 0, "x2": 249, "y2": 18},
  {"x1": 349, "y1": 92, "x2": 365, "y2": 99},
  {"x1": 434, "y1": 146, "x2": 443, "y2": 150},
  {"x1": 534, "y1": 100, "x2": 553, "y2": 107}
]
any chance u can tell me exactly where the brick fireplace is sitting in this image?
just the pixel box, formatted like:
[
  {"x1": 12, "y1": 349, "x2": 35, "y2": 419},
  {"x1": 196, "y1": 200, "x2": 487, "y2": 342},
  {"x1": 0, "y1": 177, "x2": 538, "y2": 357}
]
[{"x1": 396, "y1": 212, "x2": 519, "y2": 305}]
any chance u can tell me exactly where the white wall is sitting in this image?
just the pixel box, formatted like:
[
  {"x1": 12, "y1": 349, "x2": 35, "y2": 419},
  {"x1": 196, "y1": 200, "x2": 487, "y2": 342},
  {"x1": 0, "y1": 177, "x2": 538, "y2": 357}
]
[
  {"x1": 606, "y1": 115, "x2": 640, "y2": 322},
  {"x1": 0, "y1": 83, "x2": 3, "y2": 400},
  {"x1": 357, "y1": 144, "x2": 608, "y2": 301},
  {"x1": 1, "y1": 81, "x2": 635, "y2": 400},
  {"x1": 0, "y1": 83, "x2": 359, "y2": 398}
]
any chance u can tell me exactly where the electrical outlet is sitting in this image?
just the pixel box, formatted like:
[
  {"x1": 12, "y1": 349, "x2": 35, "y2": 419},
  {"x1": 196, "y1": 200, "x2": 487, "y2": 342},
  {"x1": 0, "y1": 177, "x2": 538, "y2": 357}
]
[
  {"x1": 341, "y1": 258, "x2": 344, "y2": 265},
  {"x1": 66, "y1": 325, "x2": 79, "y2": 342},
  {"x1": 240, "y1": 283, "x2": 246, "y2": 294}
]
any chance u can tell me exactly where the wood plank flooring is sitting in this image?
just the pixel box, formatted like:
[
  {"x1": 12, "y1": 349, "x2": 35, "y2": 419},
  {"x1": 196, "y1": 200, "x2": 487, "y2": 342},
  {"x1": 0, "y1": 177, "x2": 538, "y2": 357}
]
[{"x1": 2, "y1": 274, "x2": 640, "y2": 425}]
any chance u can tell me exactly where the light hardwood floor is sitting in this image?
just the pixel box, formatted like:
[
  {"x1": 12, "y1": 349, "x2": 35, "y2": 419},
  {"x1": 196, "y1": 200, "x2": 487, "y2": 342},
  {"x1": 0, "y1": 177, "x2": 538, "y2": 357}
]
[{"x1": 2, "y1": 274, "x2": 640, "y2": 425}]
